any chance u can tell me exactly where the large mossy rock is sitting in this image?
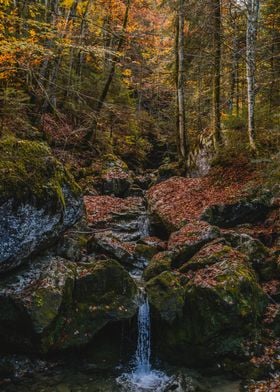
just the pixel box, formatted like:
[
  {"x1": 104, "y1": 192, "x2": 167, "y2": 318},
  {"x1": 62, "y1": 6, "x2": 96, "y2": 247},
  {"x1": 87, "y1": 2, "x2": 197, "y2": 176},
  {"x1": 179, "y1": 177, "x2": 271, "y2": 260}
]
[
  {"x1": 143, "y1": 251, "x2": 173, "y2": 281},
  {"x1": 167, "y1": 221, "x2": 220, "y2": 268},
  {"x1": 53, "y1": 259, "x2": 138, "y2": 350},
  {"x1": 0, "y1": 257, "x2": 137, "y2": 353},
  {"x1": 147, "y1": 176, "x2": 274, "y2": 235},
  {"x1": 146, "y1": 243, "x2": 267, "y2": 366},
  {"x1": 0, "y1": 256, "x2": 76, "y2": 353},
  {"x1": 222, "y1": 231, "x2": 280, "y2": 281},
  {"x1": 200, "y1": 191, "x2": 273, "y2": 228},
  {"x1": 0, "y1": 138, "x2": 83, "y2": 273}
]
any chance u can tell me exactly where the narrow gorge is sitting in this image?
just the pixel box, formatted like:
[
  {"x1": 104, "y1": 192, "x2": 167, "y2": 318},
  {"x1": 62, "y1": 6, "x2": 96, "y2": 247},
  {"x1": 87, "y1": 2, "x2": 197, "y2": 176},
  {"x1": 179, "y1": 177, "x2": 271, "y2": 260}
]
[{"x1": 0, "y1": 139, "x2": 279, "y2": 391}]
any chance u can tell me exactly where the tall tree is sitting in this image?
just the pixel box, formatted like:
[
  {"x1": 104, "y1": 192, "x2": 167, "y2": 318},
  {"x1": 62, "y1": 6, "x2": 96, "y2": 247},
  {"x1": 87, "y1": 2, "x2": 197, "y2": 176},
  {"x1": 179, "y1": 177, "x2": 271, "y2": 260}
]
[
  {"x1": 245, "y1": 0, "x2": 260, "y2": 151},
  {"x1": 212, "y1": 0, "x2": 222, "y2": 150},
  {"x1": 176, "y1": 0, "x2": 188, "y2": 161},
  {"x1": 84, "y1": 0, "x2": 132, "y2": 142}
]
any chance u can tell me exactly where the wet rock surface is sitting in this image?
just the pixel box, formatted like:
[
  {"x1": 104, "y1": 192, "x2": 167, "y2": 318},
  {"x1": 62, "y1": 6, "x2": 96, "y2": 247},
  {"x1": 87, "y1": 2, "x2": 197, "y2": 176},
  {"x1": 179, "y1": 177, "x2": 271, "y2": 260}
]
[{"x1": 0, "y1": 139, "x2": 83, "y2": 274}]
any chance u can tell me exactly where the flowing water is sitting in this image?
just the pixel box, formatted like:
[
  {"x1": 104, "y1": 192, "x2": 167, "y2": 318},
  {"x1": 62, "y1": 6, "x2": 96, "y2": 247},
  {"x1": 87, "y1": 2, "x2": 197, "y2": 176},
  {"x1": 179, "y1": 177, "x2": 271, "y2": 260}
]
[
  {"x1": 115, "y1": 208, "x2": 174, "y2": 391},
  {"x1": 116, "y1": 290, "x2": 172, "y2": 391}
]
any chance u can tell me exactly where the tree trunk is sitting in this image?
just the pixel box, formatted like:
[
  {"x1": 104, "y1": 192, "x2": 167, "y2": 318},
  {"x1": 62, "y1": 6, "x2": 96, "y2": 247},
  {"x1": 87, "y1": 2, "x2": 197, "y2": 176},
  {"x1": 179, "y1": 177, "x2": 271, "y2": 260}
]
[
  {"x1": 176, "y1": 0, "x2": 188, "y2": 161},
  {"x1": 246, "y1": 0, "x2": 260, "y2": 151},
  {"x1": 84, "y1": 0, "x2": 131, "y2": 142},
  {"x1": 213, "y1": 0, "x2": 222, "y2": 150}
]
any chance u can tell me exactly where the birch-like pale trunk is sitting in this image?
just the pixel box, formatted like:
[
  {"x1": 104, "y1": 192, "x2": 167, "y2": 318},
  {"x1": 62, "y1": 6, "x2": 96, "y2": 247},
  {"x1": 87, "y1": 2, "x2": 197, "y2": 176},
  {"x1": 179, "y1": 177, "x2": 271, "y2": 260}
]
[
  {"x1": 213, "y1": 0, "x2": 222, "y2": 150},
  {"x1": 246, "y1": 0, "x2": 260, "y2": 151},
  {"x1": 176, "y1": 0, "x2": 188, "y2": 161}
]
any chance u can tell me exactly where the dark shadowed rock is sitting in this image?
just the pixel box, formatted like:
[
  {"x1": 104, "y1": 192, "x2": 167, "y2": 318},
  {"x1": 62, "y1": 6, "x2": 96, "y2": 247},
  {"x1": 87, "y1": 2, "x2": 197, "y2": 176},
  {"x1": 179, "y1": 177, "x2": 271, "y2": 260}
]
[
  {"x1": 94, "y1": 154, "x2": 133, "y2": 197},
  {"x1": 167, "y1": 221, "x2": 220, "y2": 268},
  {"x1": 0, "y1": 257, "x2": 137, "y2": 354},
  {"x1": 47, "y1": 259, "x2": 138, "y2": 351},
  {"x1": 0, "y1": 256, "x2": 76, "y2": 353},
  {"x1": 147, "y1": 244, "x2": 267, "y2": 366},
  {"x1": 201, "y1": 191, "x2": 273, "y2": 228}
]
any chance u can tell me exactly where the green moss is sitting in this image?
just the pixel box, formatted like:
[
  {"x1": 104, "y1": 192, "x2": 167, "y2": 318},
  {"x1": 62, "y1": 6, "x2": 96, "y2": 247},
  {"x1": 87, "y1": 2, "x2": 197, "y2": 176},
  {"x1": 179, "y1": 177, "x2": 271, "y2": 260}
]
[
  {"x1": 146, "y1": 271, "x2": 186, "y2": 323},
  {"x1": 179, "y1": 242, "x2": 235, "y2": 272},
  {"x1": 135, "y1": 244, "x2": 158, "y2": 261},
  {"x1": 0, "y1": 136, "x2": 81, "y2": 206},
  {"x1": 148, "y1": 247, "x2": 268, "y2": 367},
  {"x1": 101, "y1": 154, "x2": 129, "y2": 172},
  {"x1": 41, "y1": 260, "x2": 137, "y2": 352},
  {"x1": 143, "y1": 251, "x2": 173, "y2": 281}
]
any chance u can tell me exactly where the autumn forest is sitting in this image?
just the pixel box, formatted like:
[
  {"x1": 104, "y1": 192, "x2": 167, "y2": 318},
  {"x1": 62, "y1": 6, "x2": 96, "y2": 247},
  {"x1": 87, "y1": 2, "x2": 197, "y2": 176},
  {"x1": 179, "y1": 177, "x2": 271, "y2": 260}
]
[{"x1": 0, "y1": 0, "x2": 280, "y2": 391}]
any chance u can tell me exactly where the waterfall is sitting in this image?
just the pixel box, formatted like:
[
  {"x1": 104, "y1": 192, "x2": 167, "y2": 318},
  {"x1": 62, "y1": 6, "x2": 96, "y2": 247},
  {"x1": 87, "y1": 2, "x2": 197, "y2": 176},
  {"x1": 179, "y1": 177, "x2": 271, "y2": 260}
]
[
  {"x1": 116, "y1": 203, "x2": 174, "y2": 391},
  {"x1": 138, "y1": 213, "x2": 150, "y2": 239},
  {"x1": 117, "y1": 287, "x2": 171, "y2": 391},
  {"x1": 134, "y1": 291, "x2": 151, "y2": 375}
]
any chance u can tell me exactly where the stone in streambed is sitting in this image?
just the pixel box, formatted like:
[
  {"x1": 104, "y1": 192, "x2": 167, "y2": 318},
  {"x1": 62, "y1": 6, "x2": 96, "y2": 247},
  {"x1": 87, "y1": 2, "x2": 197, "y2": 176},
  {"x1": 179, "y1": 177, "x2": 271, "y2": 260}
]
[
  {"x1": 178, "y1": 239, "x2": 232, "y2": 273},
  {"x1": 201, "y1": 191, "x2": 273, "y2": 228},
  {"x1": 95, "y1": 154, "x2": 133, "y2": 197},
  {"x1": 143, "y1": 251, "x2": 173, "y2": 281},
  {"x1": 146, "y1": 271, "x2": 187, "y2": 323},
  {"x1": 167, "y1": 221, "x2": 220, "y2": 268},
  {"x1": 146, "y1": 246, "x2": 267, "y2": 367},
  {"x1": 223, "y1": 231, "x2": 280, "y2": 281},
  {"x1": 0, "y1": 256, "x2": 76, "y2": 353},
  {"x1": 0, "y1": 257, "x2": 137, "y2": 354},
  {"x1": 92, "y1": 231, "x2": 136, "y2": 266},
  {"x1": 50, "y1": 259, "x2": 137, "y2": 350}
]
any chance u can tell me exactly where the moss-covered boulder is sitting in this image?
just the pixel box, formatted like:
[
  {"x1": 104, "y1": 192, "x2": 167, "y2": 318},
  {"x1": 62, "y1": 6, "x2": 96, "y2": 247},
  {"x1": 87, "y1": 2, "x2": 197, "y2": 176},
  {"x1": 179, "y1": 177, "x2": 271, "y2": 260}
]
[
  {"x1": 201, "y1": 191, "x2": 273, "y2": 228},
  {"x1": 146, "y1": 271, "x2": 187, "y2": 323},
  {"x1": 147, "y1": 245, "x2": 267, "y2": 366},
  {"x1": 178, "y1": 239, "x2": 231, "y2": 273},
  {"x1": 167, "y1": 221, "x2": 220, "y2": 268},
  {"x1": 143, "y1": 251, "x2": 173, "y2": 281},
  {"x1": 0, "y1": 138, "x2": 83, "y2": 273},
  {"x1": 0, "y1": 258, "x2": 137, "y2": 354},
  {"x1": 134, "y1": 243, "x2": 159, "y2": 261},
  {"x1": 0, "y1": 256, "x2": 76, "y2": 353},
  {"x1": 223, "y1": 231, "x2": 280, "y2": 281},
  {"x1": 46, "y1": 259, "x2": 137, "y2": 351},
  {"x1": 223, "y1": 231, "x2": 270, "y2": 264}
]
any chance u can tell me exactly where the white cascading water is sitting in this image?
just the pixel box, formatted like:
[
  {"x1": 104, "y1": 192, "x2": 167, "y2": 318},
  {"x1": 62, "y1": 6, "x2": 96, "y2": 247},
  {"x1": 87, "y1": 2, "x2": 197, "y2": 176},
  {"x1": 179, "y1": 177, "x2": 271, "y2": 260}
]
[
  {"x1": 135, "y1": 291, "x2": 151, "y2": 375},
  {"x1": 117, "y1": 209, "x2": 175, "y2": 391},
  {"x1": 117, "y1": 289, "x2": 171, "y2": 391}
]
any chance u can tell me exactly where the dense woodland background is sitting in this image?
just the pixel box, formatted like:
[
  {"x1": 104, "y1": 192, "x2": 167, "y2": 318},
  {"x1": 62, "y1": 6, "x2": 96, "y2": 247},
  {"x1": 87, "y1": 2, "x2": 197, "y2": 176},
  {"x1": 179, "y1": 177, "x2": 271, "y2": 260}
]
[
  {"x1": 1, "y1": 3, "x2": 280, "y2": 390},
  {"x1": 0, "y1": 0, "x2": 279, "y2": 171}
]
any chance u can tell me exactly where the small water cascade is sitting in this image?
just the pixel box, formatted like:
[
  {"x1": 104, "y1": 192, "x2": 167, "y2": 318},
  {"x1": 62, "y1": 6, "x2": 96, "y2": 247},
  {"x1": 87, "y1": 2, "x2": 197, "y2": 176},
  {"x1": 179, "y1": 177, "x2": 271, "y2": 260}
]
[
  {"x1": 117, "y1": 204, "x2": 180, "y2": 391},
  {"x1": 135, "y1": 291, "x2": 151, "y2": 375},
  {"x1": 117, "y1": 288, "x2": 171, "y2": 391}
]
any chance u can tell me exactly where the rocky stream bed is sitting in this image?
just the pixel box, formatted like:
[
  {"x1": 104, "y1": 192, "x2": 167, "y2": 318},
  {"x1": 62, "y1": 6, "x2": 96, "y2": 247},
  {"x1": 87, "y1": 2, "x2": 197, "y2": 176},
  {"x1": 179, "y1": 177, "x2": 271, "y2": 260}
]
[{"x1": 0, "y1": 139, "x2": 279, "y2": 391}]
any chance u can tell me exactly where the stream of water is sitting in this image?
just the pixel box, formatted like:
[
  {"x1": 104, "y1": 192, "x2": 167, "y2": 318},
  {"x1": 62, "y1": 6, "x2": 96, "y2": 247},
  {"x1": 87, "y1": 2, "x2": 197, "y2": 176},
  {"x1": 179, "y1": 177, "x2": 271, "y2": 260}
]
[
  {"x1": 115, "y1": 208, "x2": 174, "y2": 391},
  {"x1": 117, "y1": 289, "x2": 171, "y2": 391}
]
